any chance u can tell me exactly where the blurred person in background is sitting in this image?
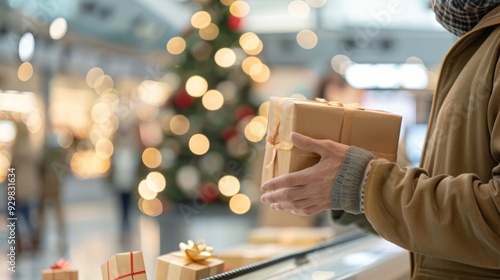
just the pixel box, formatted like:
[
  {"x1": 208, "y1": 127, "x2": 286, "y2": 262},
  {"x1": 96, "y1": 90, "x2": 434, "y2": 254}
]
[
  {"x1": 38, "y1": 133, "x2": 68, "y2": 254},
  {"x1": 261, "y1": 1, "x2": 500, "y2": 278},
  {"x1": 314, "y1": 70, "x2": 366, "y2": 105},
  {"x1": 10, "y1": 121, "x2": 41, "y2": 254},
  {"x1": 108, "y1": 124, "x2": 140, "y2": 247}
]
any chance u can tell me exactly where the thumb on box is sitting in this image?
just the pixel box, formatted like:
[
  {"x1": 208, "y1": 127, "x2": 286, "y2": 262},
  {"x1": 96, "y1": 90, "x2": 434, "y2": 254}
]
[{"x1": 290, "y1": 132, "x2": 323, "y2": 155}]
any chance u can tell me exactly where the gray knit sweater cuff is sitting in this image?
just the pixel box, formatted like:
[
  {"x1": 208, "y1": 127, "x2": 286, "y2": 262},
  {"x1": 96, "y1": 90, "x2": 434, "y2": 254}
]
[{"x1": 331, "y1": 146, "x2": 374, "y2": 214}]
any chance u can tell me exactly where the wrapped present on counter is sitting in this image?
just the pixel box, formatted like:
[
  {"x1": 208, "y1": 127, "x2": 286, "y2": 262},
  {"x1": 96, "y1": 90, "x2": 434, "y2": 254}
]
[
  {"x1": 249, "y1": 227, "x2": 335, "y2": 246},
  {"x1": 262, "y1": 97, "x2": 402, "y2": 182},
  {"x1": 101, "y1": 251, "x2": 146, "y2": 280},
  {"x1": 41, "y1": 259, "x2": 78, "y2": 280},
  {"x1": 155, "y1": 239, "x2": 224, "y2": 280}
]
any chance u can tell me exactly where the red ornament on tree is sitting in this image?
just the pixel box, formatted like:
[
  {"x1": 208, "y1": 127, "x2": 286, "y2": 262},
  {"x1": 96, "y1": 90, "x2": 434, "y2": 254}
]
[
  {"x1": 175, "y1": 89, "x2": 194, "y2": 109},
  {"x1": 222, "y1": 125, "x2": 238, "y2": 142},
  {"x1": 199, "y1": 182, "x2": 219, "y2": 203},
  {"x1": 227, "y1": 15, "x2": 243, "y2": 32},
  {"x1": 235, "y1": 104, "x2": 254, "y2": 121}
]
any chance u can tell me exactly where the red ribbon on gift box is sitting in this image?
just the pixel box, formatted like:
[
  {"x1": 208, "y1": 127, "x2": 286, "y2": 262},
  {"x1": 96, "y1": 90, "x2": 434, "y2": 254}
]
[
  {"x1": 49, "y1": 259, "x2": 75, "y2": 280},
  {"x1": 107, "y1": 252, "x2": 146, "y2": 280},
  {"x1": 51, "y1": 259, "x2": 71, "y2": 269}
]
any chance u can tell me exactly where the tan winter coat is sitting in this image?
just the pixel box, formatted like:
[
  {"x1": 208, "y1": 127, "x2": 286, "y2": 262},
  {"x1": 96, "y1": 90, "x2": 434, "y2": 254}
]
[{"x1": 365, "y1": 6, "x2": 500, "y2": 279}]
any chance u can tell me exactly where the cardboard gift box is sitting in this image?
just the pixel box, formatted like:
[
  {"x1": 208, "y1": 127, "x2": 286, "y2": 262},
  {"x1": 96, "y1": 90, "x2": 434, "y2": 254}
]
[
  {"x1": 101, "y1": 251, "x2": 147, "y2": 280},
  {"x1": 248, "y1": 227, "x2": 335, "y2": 246},
  {"x1": 155, "y1": 252, "x2": 224, "y2": 280},
  {"x1": 262, "y1": 97, "x2": 402, "y2": 182},
  {"x1": 155, "y1": 239, "x2": 224, "y2": 280},
  {"x1": 41, "y1": 259, "x2": 78, "y2": 280},
  {"x1": 41, "y1": 269, "x2": 78, "y2": 280}
]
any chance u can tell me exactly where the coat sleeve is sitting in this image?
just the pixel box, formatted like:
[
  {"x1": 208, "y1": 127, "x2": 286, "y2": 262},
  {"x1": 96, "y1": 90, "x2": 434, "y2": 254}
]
[
  {"x1": 330, "y1": 210, "x2": 378, "y2": 235},
  {"x1": 364, "y1": 159, "x2": 500, "y2": 268},
  {"x1": 363, "y1": 49, "x2": 500, "y2": 269}
]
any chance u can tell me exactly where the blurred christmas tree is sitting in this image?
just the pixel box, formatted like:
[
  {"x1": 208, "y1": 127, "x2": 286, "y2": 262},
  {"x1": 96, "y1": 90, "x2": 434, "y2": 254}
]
[{"x1": 150, "y1": 0, "x2": 270, "y2": 208}]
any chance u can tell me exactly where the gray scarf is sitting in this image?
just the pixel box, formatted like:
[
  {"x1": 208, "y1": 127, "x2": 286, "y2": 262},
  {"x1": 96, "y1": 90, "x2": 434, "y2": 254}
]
[{"x1": 433, "y1": 0, "x2": 500, "y2": 36}]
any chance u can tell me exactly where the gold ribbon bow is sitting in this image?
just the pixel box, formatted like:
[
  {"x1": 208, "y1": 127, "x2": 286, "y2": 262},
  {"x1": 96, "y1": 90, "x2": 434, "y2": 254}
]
[
  {"x1": 179, "y1": 239, "x2": 215, "y2": 262},
  {"x1": 314, "y1": 98, "x2": 363, "y2": 110}
]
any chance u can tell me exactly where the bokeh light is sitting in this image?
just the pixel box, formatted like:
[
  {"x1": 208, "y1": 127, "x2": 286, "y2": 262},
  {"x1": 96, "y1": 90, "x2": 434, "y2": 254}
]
[
  {"x1": 18, "y1": 62, "x2": 33, "y2": 82},
  {"x1": 202, "y1": 89, "x2": 224, "y2": 111},
  {"x1": 18, "y1": 32, "x2": 34, "y2": 62},
  {"x1": 170, "y1": 115, "x2": 190, "y2": 135},
  {"x1": 146, "y1": 171, "x2": 166, "y2": 192},
  {"x1": 331, "y1": 55, "x2": 352, "y2": 74},
  {"x1": 405, "y1": 56, "x2": 424, "y2": 65},
  {"x1": 239, "y1": 32, "x2": 263, "y2": 55},
  {"x1": 244, "y1": 116, "x2": 267, "y2": 142},
  {"x1": 186, "y1": 75, "x2": 208, "y2": 97},
  {"x1": 23, "y1": 112, "x2": 42, "y2": 133},
  {"x1": 258, "y1": 101, "x2": 270, "y2": 117},
  {"x1": 49, "y1": 17, "x2": 68, "y2": 40},
  {"x1": 94, "y1": 75, "x2": 114, "y2": 95},
  {"x1": 191, "y1": 11, "x2": 212, "y2": 29},
  {"x1": 86, "y1": 67, "x2": 104, "y2": 88},
  {"x1": 91, "y1": 102, "x2": 112, "y2": 123},
  {"x1": 137, "y1": 80, "x2": 172, "y2": 106},
  {"x1": 95, "y1": 138, "x2": 114, "y2": 159},
  {"x1": 70, "y1": 150, "x2": 111, "y2": 178},
  {"x1": 189, "y1": 134, "x2": 210, "y2": 155},
  {"x1": 142, "y1": 147, "x2": 162, "y2": 168},
  {"x1": 214, "y1": 48, "x2": 236, "y2": 68},
  {"x1": 296, "y1": 29, "x2": 318, "y2": 49},
  {"x1": 250, "y1": 64, "x2": 271, "y2": 83},
  {"x1": 0, "y1": 122, "x2": 16, "y2": 143},
  {"x1": 244, "y1": 40, "x2": 263, "y2": 56},
  {"x1": 140, "y1": 198, "x2": 163, "y2": 217},
  {"x1": 230, "y1": 1, "x2": 250, "y2": 17},
  {"x1": 166, "y1": 37, "x2": 187, "y2": 55},
  {"x1": 241, "y1": 57, "x2": 262, "y2": 75},
  {"x1": 218, "y1": 175, "x2": 240, "y2": 197},
  {"x1": 306, "y1": 0, "x2": 327, "y2": 7},
  {"x1": 138, "y1": 179, "x2": 158, "y2": 200},
  {"x1": 288, "y1": 0, "x2": 310, "y2": 19},
  {"x1": 229, "y1": 194, "x2": 251, "y2": 214},
  {"x1": 249, "y1": 62, "x2": 263, "y2": 76},
  {"x1": 199, "y1": 23, "x2": 220, "y2": 41}
]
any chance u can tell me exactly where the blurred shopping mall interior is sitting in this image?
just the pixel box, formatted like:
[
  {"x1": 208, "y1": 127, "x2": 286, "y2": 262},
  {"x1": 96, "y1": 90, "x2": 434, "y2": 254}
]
[{"x1": 0, "y1": 0, "x2": 457, "y2": 279}]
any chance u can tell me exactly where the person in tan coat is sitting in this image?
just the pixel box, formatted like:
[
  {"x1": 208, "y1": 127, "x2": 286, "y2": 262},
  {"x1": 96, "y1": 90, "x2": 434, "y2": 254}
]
[{"x1": 260, "y1": 1, "x2": 500, "y2": 278}]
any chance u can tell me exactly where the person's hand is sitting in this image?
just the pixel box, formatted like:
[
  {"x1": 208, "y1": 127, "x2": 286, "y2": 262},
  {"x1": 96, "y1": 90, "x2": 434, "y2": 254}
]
[{"x1": 260, "y1": 132, "x2": 349, "y2": 216}]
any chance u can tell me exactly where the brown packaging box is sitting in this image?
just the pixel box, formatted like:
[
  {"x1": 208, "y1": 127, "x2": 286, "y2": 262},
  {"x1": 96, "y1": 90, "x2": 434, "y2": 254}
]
[
  {"x1": 155, "y1": 252, "x2": 224, "y2": 280},
  {"x1": 101, "y1": 251, "x2": 147, "y2": 280},
  {"x1": 41, "y1": 269, "x2": 78, "y2": 280},
  {"x1": 262, "y1": 97, "x2": 402, "y2": 182}
]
